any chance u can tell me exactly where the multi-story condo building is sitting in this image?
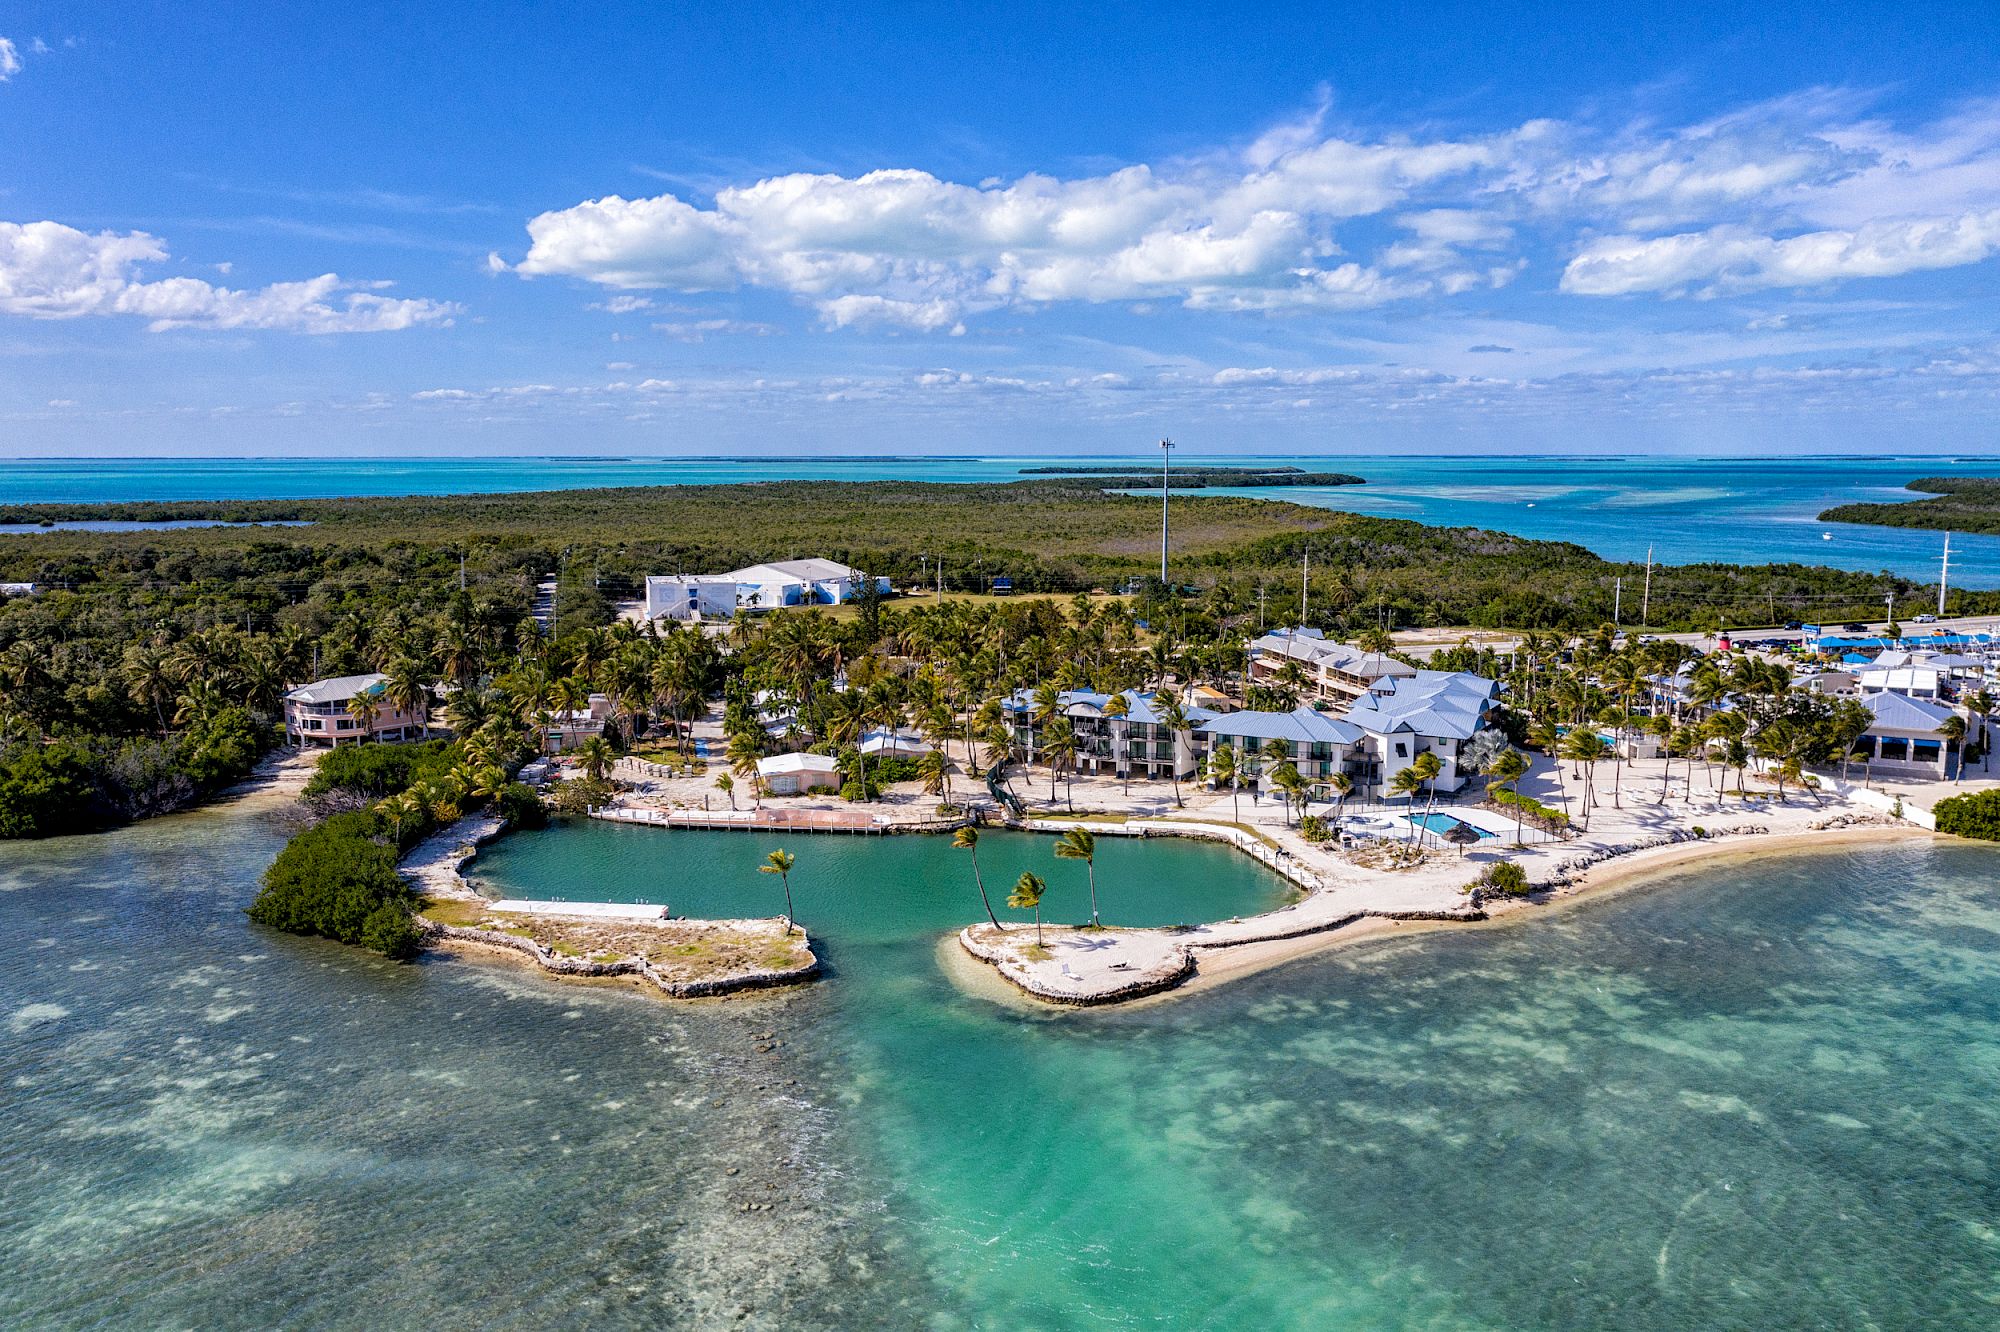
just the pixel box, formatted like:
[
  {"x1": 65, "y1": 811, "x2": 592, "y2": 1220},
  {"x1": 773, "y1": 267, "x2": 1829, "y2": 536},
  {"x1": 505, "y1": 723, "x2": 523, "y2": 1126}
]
[
  {"x1": 1000, "y1": 688, "x2": 1214, "y2": 781},
  {"x1": 1246, "y1": 628, "x2": 1416, "y2": 703}
]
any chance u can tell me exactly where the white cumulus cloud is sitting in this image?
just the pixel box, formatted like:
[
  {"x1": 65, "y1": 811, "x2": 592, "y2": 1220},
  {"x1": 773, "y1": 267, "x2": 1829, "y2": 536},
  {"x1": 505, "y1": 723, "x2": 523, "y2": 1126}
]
[
  {"x1": 0, "y1": 37, "x2": 22, "y2": 81},
  {"x1": 0, "y1": 221, "x2": 458, "y2": 332},
  {"x1": 506, "y1": 92, "x2": 2000, "y2": 329},
  {"x1": 1562, "y1": 210, "x2": 2000, "y2": 296}
]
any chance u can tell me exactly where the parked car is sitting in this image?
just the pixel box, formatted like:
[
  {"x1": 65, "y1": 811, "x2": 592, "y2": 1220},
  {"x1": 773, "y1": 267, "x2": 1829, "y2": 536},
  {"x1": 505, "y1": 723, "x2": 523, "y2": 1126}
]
[
  {"x1": 1842, "y1": 622, "x2": 1867, "y2": 632},
  {"x1": 1914, "y1": 613, "x2": 1938, "y2": 624}
]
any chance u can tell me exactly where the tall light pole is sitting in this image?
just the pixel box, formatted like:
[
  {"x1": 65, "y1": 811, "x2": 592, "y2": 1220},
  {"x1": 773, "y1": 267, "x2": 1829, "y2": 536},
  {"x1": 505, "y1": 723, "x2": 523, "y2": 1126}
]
[{"x1": 1158, "y1": 437, "x2": 1175, "y2": 585}]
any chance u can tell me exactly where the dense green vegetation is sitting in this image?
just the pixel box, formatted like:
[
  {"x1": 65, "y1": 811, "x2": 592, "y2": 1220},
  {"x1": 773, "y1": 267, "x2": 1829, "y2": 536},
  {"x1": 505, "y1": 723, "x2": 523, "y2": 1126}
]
[
  {"x1": 250, "y1": 734, "x2": 544, "y2": 957},
  {"x1": 249, "y1": 811, "x2": 421, "y2": 959},
  {"x1": 0, "y1": 707, "x2": 269, "y2": 837},
  {"x1": 6, "y1": 477, "x2": 1995, "y2": 843},
  {"x1": 1818, "y1": 476, "x2": 2000, "y2": 535},
  {"x1": 1934, "y1": 789, "x2": 2000, "y2": 841}
]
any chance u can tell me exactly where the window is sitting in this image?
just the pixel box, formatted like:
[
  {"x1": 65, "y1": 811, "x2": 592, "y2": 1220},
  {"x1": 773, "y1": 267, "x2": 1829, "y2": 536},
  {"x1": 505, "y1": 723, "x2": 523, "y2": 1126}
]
[
  {"x1": 1879, "y1": 737, "x2": 1909, "y2": 761},
  {"x1": 1913, "y1": 740, "x2": 1941, "y2": 763},
  {"x1": 1394, "y1": 742, "x2": 1408, "y2": 758}
]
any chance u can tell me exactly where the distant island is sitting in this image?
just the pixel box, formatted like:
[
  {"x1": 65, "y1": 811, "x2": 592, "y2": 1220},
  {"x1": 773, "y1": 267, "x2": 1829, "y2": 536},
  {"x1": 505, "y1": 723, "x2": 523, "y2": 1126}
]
[
  {"x1": 1819, "y1": 477, "x2": 2000, "y2": 535},
  {"x1": 1018, "y1": 465, "x2": 1366, "y2": 489}
]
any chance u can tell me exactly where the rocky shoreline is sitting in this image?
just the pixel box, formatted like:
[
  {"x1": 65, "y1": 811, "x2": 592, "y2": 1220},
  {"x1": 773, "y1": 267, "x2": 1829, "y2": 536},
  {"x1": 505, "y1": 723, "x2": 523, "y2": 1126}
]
[
  {"x1": 425, "y1": 917, "x2": 820, "y2": 998},
  {"x1": 399, "y1": 812, "x2": 822, "y2": 1000}
]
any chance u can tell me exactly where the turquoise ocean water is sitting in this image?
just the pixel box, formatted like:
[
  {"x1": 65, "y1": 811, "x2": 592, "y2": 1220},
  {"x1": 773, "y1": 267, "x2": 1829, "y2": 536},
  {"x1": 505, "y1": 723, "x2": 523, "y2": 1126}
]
[
  {"x1": 6, "y1": 798, "x2": 1999, "y2": 1329},
  {"x1": 6, "y1": 453, "x2": 2000, "y2": 584}
]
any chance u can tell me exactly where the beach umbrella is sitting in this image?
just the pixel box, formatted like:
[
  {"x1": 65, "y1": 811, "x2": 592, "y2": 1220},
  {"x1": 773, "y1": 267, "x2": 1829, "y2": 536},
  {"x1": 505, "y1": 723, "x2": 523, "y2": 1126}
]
[{"x1": 1441, "y1": 822, "x2": 1481, "y2": 858}]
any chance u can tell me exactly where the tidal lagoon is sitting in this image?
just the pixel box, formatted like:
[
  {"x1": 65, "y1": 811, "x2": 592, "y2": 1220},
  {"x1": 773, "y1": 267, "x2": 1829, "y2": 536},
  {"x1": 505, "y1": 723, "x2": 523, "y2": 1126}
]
[{"x1": 5, "y1": 795, "x2": 2000, "y2": 1329}]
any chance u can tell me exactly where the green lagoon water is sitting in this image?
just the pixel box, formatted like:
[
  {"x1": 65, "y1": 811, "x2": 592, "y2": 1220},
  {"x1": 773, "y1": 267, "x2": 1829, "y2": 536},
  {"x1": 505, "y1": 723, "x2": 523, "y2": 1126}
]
[{"x1": 6, "y1": 796, "x2": 2000, "y2": 1329}]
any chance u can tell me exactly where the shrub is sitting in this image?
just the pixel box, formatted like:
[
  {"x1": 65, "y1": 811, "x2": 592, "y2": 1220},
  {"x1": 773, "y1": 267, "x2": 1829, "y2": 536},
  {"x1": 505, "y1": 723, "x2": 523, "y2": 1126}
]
[
  {"x1": 304, "y1": 740, "x2": 455, "y2": 799},
  {"x1": 1935, "y1": 789, "x2": 2000, "y2": 841},
  {"x1": 359, "y1": 902, "x2": 424, "y2": 960},
  {"x1": 0, "y1": 741, "x2": 112, "y2": 838},
  {"x1": 1488, "y1": 785, "x2": 1569, "y2": 829},
  {"x1": 840, "y1": 778, "x2": 884, "y2": 802},
  {"x1": 1468, "y1": 861, "x2": 1531, "y2": 898},
  {"x1": 1299, "y1": 814, "x2": 1333, "y2": 843},
  {"x1": 178, "y1": 707, "x2": 269, "y2": 786},
  {"x1": 493, "y1": 781, "x2": 547, "y2": 829},
  {"x1": 247, "y1": 812, "x2": 417, "y2": 956},
  {"x1": 550, "y1": 775, "x2": 616, "y2": 817}
]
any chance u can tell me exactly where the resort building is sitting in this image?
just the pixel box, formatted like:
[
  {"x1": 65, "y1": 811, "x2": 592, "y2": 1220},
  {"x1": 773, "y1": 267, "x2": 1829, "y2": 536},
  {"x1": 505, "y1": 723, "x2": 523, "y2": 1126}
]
[
  {"x1": 1849, "y1": 692, "x2": 1962, "y2": 779},
  {"x1": 0, "y1": 581, "x2": 36, "y2": 598},
  {"x1": 1196, "y1": 706, "x2": 1363, "y2": 790},
  {"x1": 644, "y1": 559, "x2": 891, "y2": 621},
  {"x1": 1340, "y1": 671, "x2": 1502, "y2": 795},
  {"x1": 1001, "y1": 687, "x2": 1216, "y2": 781},
  {"x1": 757, "y1": 751, "x2": 842, "y2": 795},
  {"x1": 282, "y1": 673, "x2": 423, "y2": 748},
  {"x1": 1246, "y1": 628, "x2": 1417, "y2": 703}
]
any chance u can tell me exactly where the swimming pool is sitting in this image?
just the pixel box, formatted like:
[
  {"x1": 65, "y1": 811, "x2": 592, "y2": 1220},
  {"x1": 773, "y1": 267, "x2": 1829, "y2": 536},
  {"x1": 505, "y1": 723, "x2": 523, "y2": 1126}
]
[{"x1": 1404, "y1": 812, "x2": 1496, "y2": 839}]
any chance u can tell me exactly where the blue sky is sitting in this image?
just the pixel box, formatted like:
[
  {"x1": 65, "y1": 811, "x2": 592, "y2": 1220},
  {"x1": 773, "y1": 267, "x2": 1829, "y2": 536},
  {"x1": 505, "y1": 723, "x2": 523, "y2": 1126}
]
[{"x1": 5, "y1": 1, "x2": 2000, "y2": 457}]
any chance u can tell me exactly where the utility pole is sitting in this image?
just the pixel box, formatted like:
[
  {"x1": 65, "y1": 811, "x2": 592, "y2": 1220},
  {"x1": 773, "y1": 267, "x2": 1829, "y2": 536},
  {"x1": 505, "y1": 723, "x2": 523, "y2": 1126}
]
[
  {"x1": 1158, "y1": 437, "x2": 1175, "y2": 585},
  {"x1": 1614, "y1": 577, "x2": 1622, "y2": 626},
  {"x1": 1939, "y1": 532, "x2": 1953, "y2": 617},
  {"x1": 1642, "y1": 545, "x2": 1653, "y2": 627},
  {"x1": 1300, "y1": 545, "x2": 1309, "y2": 624},
  {"x1": 1886, "y1": 591, "x2": 1895, "y2": 628}
]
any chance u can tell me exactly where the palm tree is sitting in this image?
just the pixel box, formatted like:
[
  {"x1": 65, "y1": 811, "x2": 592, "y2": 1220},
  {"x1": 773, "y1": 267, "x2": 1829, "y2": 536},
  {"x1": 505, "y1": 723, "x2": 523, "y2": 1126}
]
[
  {"x1": 345, "y1": 688, "x2": 381, "y2": 741},
  {"x1": 1485, "y1": 747, "x2": 1529, "y2": 845},
  {"x1": 1151, "y1": 690, "x2": 1190, "y2": 807},
  {"x1": 953, "y1": 825, "x2": 1002, "y2": 929},
  {"x1": 715, "y1": 771, "x2": 736, "y2": 809},
  {"x1": 574, "y1": 735, "x2": 614, "y2": 782},
  {"x1": 918, "y1": 748, "x2": 950, "y2": 802},
  {"x1": 1409, "y1": 751, "x2": 1444, "y2": 844},
  {"x1": 122, "y1": 643, "x2": 176, "y2": 736},
  {"x1": 1208, "y1": 742, "x2": 1242, "y2": 823},
  {"x1": 758, "y1": 848, "x2": 799, "y2": 933},
  {"x1": 1009, "y1": 870, "x2": 1049, "y2": 948},
  {"x1": 1940, "y1": 715, "x2": 1967, "y2": 780},
  {"x1": 727, "y1": 730, "x2": 764, "y2": 809},
  {"x1": 1269, "y1": 760, "x2": 1306, "y2": 828},
  {"x1": 1326, "y1": 770, "x2": 1353, "y2": 826},
  {"x1": 1102, "y1": 692, "x2": 1131, "y2": 793},
  {"x1": 383, "y1": 659, "x2": 431, "y2": 740},
  {"x1": 1053, "y1": 827, "x2": 1100, "y2": 927},
  {"x1": 1964, "y1": 688, "x2": 1993, "y2": 772},
  {"x1": 1389, "y1": 767, "x2": 1425, "y2": 845},
  {"x1": 1042, "y1": 718, "x2": 1078, "y2": 809},
  {"x1": 376, "y1": 790, "x2": 425, "y2": 846}
]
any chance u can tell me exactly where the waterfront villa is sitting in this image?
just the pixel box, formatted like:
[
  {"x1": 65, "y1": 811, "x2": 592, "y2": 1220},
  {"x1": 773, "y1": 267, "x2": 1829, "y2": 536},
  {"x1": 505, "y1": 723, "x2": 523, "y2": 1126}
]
[
  {"x1": 644, "y1": 558, "x2": 891, "y2": 621},
  {"x1": 1246, "y1": 628, "x2": 1417, "y2": 703},
  {"x1": 757, "y1": 751, "x2": 842, "y2": 795},
  {"x1": 282, "y1": 672, "x2": 423, "y2": 748},
  {"x1": 1851, "y1": 691, "x2": 1963, "y2": 779}
]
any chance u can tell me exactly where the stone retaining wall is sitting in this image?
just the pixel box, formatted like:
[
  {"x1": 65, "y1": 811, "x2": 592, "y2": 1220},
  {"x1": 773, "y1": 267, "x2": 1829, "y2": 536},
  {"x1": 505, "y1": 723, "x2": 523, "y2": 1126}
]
[
  {"x1": 956, "y1": 928, "x2": 1196, "y2": 1005},
  {"x1": 424, "y1": 921, "x2": 820, "y2": 999},
  {"x1": 1537, "y1": 824, "x2": 1770, "y2": 890}
]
